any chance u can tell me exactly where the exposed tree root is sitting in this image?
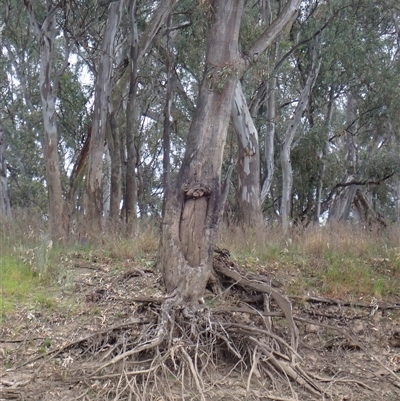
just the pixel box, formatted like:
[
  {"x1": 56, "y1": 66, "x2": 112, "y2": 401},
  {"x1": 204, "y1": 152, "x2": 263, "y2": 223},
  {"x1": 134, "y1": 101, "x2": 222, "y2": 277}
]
[{"x1": 47, "y1": 250, "x2": 326, "y2": 400}]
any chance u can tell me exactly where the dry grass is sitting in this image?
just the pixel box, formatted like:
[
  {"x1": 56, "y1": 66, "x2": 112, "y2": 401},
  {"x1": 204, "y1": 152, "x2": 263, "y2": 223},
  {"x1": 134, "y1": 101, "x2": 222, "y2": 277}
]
[
  {"x1": 100, "y1": 222, "x2": 160, "y2": 262},
  {"x1": 2, "y1": 212, "x2": 400, "y2": 302},
  {"x1": 217, "y1": 222, "x2": 400, "y2": 300}
]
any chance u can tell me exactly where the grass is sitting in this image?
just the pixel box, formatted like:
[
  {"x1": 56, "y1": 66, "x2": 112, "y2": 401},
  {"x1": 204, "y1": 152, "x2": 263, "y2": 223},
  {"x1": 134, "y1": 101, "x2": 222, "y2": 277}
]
[
  {"x1": 0, "y1": 254, "x2": 41, "y2": 319},
  {"x1": 218, "y1": 223, "x2": 400, "y2": 300},
  {"x1": 1, "y1": 213, "x2": 400, "y2": 323}
]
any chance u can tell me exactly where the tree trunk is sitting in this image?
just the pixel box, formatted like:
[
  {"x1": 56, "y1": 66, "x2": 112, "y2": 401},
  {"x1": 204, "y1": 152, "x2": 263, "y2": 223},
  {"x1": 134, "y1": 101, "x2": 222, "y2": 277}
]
[
  {"x1": 315, "y1": 85, "x2": 335, "y2": 222},
  {"x1": 25, "y1": 0, "x2": 68, "y2": 241},
  {"x1": 125, "y1": 0, "x2": 139, "y2": 234},
  {"x1": 328, "y1": 93, "x2": 358, "y2": 222},
  {"x1": 103, "y1": 147, "x2": 112, "y2": 222},
  {"x1": 124, "y1": 0, "x2": 180, "y2": 232},
  {"x1": 0, "y1": 121, "x2": 12, "y2": 219},
  {"x1": 231, "y1": 81, "x2": 263, "y2": 227},
  {"x1": 281, "y1": 42, "x2": 320, "y2": 234},
  {"x1": 108, "y1": 112, "x2": 122, "y2": 225},
  {"x1": 84, "y1": 0, "x2": 124, "y2": 236},
  {"x1": 159, "y1": 1, "x2": 246, "y2": 304},
  {"x1": 260, "y1": 74, "x2": 277, "y2": 203},
  {"x1": 162, "y1": 15, "x2": 173, "y2": 216}
]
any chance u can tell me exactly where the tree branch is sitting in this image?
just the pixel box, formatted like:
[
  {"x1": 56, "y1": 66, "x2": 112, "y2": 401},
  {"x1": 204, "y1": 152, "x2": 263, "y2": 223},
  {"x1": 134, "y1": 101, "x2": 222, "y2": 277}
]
[{"x1": 244, "y1": 0, "x2": 301, "y2": 71}]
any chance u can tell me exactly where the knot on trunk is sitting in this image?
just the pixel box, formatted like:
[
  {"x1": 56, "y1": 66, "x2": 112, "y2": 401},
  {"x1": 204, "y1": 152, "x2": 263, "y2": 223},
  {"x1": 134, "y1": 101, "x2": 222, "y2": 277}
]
[{"x1": 182, "y1": 182, "x2": 211, "y2": 199}]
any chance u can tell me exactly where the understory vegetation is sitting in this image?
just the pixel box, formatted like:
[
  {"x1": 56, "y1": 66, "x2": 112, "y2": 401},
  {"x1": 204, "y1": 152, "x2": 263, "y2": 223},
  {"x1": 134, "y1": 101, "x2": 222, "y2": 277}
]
[
  {"x1": 2, "y1": 215, "x2": 400, "y2": 400},
  {"x1": 3, "y1": 215, "x2": 400, "y2": 314}
]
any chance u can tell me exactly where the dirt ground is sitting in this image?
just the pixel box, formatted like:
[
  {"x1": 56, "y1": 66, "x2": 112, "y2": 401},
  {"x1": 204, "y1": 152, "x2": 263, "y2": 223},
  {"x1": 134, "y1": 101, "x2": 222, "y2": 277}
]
[{"x1": 1, "y1": 252, "x2": 400, "y2": 401}]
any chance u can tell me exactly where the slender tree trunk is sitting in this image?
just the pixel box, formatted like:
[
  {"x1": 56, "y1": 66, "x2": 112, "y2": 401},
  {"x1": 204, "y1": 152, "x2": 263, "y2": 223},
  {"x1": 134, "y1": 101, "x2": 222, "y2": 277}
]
[
  {"x1": 231, "y1": 81, "x2": 263, "y2": 227},
  {"x1": 124, "y1": 0, "x2": 179, "y2": 232},
  {"x1": 25, "y1": 0, "x2": 68, "y2": 241},
  {"x1": 162, "y1": 15, "x2": 173, "y2": 216},
  {"x1": 280, "y1": 43, "x2": 320, "y2": 234},
  {"x1": 108, "y1": 112, "x2": 122, "y2": 225},
  {"x1": 125, "y1": 0, "x2": 139, "y2": 234},
  {"x1": 230, "y1": 0, "x2": 300, "y2": 226},
  {"x1": 328, "y1": 93, "x2": 359, "y2": 222},
  {"x1": 394, "y1": 181, "x2": 400, "y2": 223},
  {"x1": 0, "y1": 121, "x2": 12, "y2": 219},
  {"x1": 315, "y1": 85, "x2": 335, "y2": 222},
  {"x1": 159, "y1": 1, "x2": 246, "y2": 304},
  {"x1": 261, "y1": 74, "x2": 277, "y2": 203},
  {"x1": 84, "y1": 0, "x2": 124, "y2": 236},
  {"x1": 103, "y1": 147, "x2": 112, "y2": 222}
]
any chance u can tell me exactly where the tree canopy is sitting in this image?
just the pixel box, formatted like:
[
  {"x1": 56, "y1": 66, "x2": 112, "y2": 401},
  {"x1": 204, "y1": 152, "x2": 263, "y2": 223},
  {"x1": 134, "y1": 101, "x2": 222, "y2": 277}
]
[{"x1": 1, "y1": 0, "x2": 400, "y2": 229}]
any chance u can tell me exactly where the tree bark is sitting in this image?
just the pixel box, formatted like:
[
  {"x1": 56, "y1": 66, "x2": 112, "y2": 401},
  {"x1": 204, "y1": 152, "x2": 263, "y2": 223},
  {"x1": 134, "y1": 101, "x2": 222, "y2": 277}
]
[
  {"x1": 0, "y1": 121, "x2": 12, "y2": 219},
  {"x1": 315, "y1": 85, "x2": 335, "y2": 222},
  {"x1": 84, "y1": 0, "x2": 124, "y2": 236},
  {"x1": 162, "y1": 15, "x2": 173, "y2": 216},
  {"x1": 25, "y1": 0, "x2": 68, "y2": 240},
  {"x1": 261, "y1": 73, "x2": 277, "y2": 203},
  {"x1": 231, "y1": 0, "x2": 301, "y2": 226},
  {"x1": 108, "y1": 112, "x2": 122, "y2": 225},
  {"x1": 280, "y1": 42, "x2": 320, "y2": 234},
  {"x1": 231, "y1": 81, "x2": 263, "y2": 227},
  {"x1": 328, "y1": 93, "x2": 359, "y2": 222},
  {"x1": 124, "y1": 0, "x2": 180, "y2": 233},
  {"x1": 159, "y1": 0, "x2": 246, "y2": 304},
  {"x1": 125, "y1": 0, "x2": 139, "y2": 234}
]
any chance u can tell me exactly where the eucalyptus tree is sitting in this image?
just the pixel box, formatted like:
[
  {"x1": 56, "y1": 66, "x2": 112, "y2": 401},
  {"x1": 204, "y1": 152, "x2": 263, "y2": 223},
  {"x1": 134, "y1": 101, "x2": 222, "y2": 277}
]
[
  {"x1": 0, "y1": 121, "x2": 12, "y2": 219},
  {"x1": 159, "y1": 0, "x2": 301, "y2": 304},
  {"x1": 0, "y1": 11, "x2": 11, "y2": 218},
  {"x1": 124, "y1": 0, "x2": 180, "y2": 233},
  {"x1": 24, "y1": 0, "x2": 71, "y2": 240},
  {"x1": 83, "y1": 0, "x2": 125, "y2": 236},
  {"x1": 321, "y1": 0, "x2": 400, "y2": 224}
]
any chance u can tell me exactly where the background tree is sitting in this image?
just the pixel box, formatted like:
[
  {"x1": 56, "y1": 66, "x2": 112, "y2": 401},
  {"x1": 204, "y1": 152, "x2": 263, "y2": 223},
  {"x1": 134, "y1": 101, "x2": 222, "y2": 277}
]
[{"x1": 24, "y1": 0, "x2": 71, "y2": 240}]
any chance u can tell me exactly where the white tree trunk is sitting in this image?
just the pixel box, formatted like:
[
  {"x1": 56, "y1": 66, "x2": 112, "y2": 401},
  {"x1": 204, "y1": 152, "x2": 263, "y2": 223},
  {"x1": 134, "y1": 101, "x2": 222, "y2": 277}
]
[
  {"x1": 25, "y1": 0, "x2": 69, "y2": 240},
  {"x1": 231, "y1": 81, "x2": 263, "y2": 227},
  {"x1": 85, "y1": 0, "x2": 125, "y2": 235},
  {"x1": 280, "y1": 44, "x2": 321, "y2": 234},
  {"x1": 0, "y1": 121, "x2": 12, "y2": 219},
  {"x1": 328, "y1": 93, "x2": 359, "y2": 222},
  {"x1": 261, "y1": 75, "x2": 277, "y2": 203}
]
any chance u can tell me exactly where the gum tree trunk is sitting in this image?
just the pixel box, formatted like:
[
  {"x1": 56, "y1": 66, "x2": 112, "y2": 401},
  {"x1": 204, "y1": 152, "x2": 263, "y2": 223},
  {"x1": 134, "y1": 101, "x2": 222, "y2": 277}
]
[
  {"x1": 231, "y1": 81, "x2": 263, "y2": 227},
  {"x1": 159, "y1": 0, "x2": 302, "y2": 304},
  {"x1": 84, "y1": 0, "x2": 124, "y2": 235},
  {"x1": 328, "y1": 93, "x2": 359, "y2": 222},
  {"x1": 231, "y1": 0, "x2": 301, "y2": 227},
  {"x1": 281, "y1": 42, "x2": 320, "y2": 234},
  {"x1": 0, "y1": 121, "x2": 12, "y2": 219},
  {"x1": 25, "y1": 0, "x2": 68, "y2": 240},
  {"x1": 159, "y1": 1, "x2": 246, "y2": 304},
  {"x1": 124, "y1": 0, "x2": 179, "y2": 233},
  {"x1": 260, "y1": 74, "x2": 277, "y2": 203}
]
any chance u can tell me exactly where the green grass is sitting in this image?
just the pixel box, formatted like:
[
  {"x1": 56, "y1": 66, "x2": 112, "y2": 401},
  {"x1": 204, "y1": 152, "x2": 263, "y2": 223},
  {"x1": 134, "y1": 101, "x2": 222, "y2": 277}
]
[{"x1": 0, "y1": 254, "x2": 41, "y2": 319}]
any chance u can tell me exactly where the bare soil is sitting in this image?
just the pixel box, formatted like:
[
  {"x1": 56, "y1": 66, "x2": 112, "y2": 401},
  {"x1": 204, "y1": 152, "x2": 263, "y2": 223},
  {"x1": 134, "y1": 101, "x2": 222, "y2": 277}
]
[{"x1": 1, "y1": 251, "x2": 400, "y2": 401}]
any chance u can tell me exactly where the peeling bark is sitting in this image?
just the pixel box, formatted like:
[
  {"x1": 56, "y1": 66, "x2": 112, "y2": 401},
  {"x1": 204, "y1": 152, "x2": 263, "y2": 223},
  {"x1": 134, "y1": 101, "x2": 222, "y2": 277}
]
[
  {"x1": 84, "y1": 0, "x2": 125, "y2": 235},
  {"x1": 231, "y1": 81, "x2": 263, "y2": 227},
  {"x1": 159, "y1": 1, "x2": 246, "y2": 304},
  {"x1": 260, "y1": 74, "x2": 277, "y2": 203},
  {"x1": 25, "y1": 0, "x2": 68, "y2": 241}
]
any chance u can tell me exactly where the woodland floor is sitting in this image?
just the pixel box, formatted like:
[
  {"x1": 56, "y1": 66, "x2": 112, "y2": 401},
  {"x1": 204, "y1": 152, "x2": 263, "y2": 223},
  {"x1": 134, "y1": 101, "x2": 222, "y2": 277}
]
[{"x1": 1, "y1": 249, "x2": 400, "y2": 401}]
